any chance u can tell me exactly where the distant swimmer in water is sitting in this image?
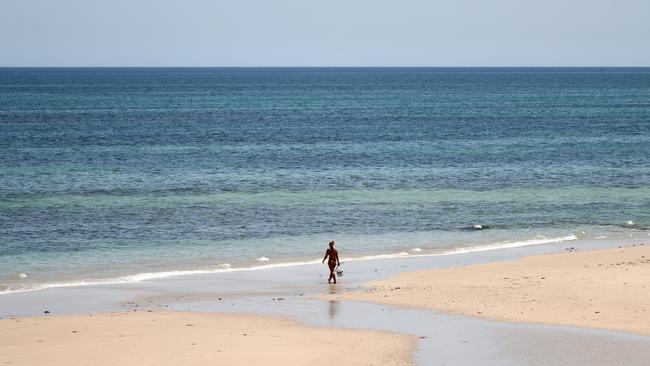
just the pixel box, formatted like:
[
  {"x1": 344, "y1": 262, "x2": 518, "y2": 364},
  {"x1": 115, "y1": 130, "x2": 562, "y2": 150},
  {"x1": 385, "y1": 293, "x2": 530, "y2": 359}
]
[{"x1": 322, "y1": 240, "x2": 340, "y2": 284}]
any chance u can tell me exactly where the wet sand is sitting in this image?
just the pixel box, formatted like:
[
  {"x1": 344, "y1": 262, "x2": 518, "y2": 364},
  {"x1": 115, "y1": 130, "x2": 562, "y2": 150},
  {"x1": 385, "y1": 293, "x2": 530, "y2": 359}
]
[
  {"x1": 334, "y1": 244, "x2": 650, "y2": 335},
  {"x1": 0, "y1": 311, "x2": 414, "y2": 366}
]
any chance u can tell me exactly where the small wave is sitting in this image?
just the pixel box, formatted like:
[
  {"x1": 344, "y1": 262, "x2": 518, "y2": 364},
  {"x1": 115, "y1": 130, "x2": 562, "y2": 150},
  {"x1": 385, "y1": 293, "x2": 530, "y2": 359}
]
[
  {"x1": 410, "y1": 248, "x2": 422, "y2": 252},
  {"x1": 256, "y1": 256, "x2": 270, "y2": 262},
  {"x1": 439, "y1": 235, "x2": 578, "y2": 255},
  {"x1": 462, "y1": 224, "x2": 491, "y2": 231},
  {"x1": 575, "y1": 230, "x2": 588, "y2": 238}
]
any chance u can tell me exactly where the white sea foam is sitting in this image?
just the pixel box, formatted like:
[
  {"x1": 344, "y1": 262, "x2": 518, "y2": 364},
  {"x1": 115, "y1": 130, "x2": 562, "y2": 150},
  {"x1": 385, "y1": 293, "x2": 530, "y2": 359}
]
[
  {"x1": 256, "y1": 256, "x2": 270, "y2": 262},
  {"x1": 19, "y1": 273, "x2": 28, "y2": 279},
  {"x1": 0, "y1": 234, "x2": 579, "y2": 296},
  {"x1": 438, "y1": 235, "x2": 578, "y2": 255},
  {"x1": 0, "y1": 259, "x2": 323, "y2": 295},
  {"x1": 410, "y1": 247, "x2": 422, "y2": 252}
]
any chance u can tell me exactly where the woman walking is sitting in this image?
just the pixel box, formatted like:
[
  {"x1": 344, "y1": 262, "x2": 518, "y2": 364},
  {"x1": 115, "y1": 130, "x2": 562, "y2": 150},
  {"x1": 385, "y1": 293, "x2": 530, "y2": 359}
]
[{"x1": 322, "y1": 240, "x2": 340, "y2": 284}]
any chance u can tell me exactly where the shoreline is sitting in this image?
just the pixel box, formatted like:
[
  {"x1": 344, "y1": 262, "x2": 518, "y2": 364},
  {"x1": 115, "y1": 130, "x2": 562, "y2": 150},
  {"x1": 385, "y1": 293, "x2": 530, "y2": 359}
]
[
  {"x1": 0, "y1": 232, "x2": 590, "y2": 295},
  {"x1": 1, "y1": 235, "x2": 646, "y2": 317}
]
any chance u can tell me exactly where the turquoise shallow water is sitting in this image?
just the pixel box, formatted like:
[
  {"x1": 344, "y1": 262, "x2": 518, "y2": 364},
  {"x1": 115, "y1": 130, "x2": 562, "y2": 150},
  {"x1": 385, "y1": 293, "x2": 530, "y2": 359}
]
[{"x1": 1, "y1": 67, "x2": 649, "y2": 292}]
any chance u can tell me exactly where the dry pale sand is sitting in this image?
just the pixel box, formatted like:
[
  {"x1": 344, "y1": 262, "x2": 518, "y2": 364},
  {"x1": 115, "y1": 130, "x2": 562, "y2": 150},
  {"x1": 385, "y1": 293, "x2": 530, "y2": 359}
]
[
  {"x1": 335, "y1": 245, "x2": 650, "y2": 335},
  {"x1": 0, "y1": 311, "x2": 414, "y2": 366}
]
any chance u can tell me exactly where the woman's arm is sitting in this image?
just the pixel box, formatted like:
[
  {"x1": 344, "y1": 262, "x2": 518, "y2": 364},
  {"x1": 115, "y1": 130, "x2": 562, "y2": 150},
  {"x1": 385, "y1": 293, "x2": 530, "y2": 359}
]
[{"x1": 322, "y1": 249, "x2": 329, "y2": 263}]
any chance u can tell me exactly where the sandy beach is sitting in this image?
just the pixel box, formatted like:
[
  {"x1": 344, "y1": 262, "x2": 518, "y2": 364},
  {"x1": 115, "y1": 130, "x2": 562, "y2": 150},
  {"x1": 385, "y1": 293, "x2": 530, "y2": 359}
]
[
  {"x1": 334, "y1": 244, "x2": 650, "y2": 335},
  {"x1": 0, "y1": 311, "x2": 414, "y2": 366}
]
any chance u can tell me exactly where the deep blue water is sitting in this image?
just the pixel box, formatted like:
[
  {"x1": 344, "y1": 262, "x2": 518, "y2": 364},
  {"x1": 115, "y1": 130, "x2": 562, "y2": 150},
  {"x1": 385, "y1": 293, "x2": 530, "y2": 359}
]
[{"x1": 1, "y1": 67, "x2": 650, "y2": 292}]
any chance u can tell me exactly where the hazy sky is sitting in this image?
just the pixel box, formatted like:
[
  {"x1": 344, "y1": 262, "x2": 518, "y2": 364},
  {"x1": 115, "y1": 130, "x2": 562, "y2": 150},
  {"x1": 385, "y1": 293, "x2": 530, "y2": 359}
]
[{"x1": 1, "y1": 0, "x2": 649, "y2": 66}]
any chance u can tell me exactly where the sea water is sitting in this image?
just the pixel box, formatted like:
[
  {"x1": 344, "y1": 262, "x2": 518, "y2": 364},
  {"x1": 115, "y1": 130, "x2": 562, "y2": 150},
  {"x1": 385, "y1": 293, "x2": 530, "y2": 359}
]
[{"x1": 1, "y1": 67, "x2": 649, "y2": 293}]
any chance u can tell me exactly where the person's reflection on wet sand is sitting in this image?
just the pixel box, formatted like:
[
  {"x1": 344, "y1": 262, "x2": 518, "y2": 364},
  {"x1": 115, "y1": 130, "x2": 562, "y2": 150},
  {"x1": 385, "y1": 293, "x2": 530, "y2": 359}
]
[
  {"x1": 328, "y1": 300, "x2": 339, "y2": 320},
  {"x1": 328, "y1": 284, "x2": 339, "y2": 320}
]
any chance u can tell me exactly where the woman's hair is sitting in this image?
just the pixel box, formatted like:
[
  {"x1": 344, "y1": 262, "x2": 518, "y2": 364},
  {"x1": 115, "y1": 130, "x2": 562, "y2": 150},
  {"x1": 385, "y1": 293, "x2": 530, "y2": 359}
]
[{"x1": 329, "y1": 240, "x2": 335, "y2": 246}]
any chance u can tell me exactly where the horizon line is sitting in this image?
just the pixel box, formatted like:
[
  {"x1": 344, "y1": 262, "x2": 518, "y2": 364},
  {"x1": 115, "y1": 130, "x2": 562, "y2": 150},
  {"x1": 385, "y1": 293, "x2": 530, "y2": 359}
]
[{"x1": 1, "y1": 65, "x2": 650, "y2": 69}]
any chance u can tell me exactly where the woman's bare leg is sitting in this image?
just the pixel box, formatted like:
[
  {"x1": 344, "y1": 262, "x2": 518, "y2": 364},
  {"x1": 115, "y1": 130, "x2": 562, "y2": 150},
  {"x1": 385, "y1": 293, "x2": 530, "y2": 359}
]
[{"x1": 328, "y1": 262, "x2": 336, "y2": 283}]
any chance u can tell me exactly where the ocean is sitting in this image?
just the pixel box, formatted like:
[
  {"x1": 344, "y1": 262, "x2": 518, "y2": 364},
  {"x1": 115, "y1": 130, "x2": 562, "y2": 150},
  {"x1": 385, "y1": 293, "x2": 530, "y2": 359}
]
[{"x1": 1, "y1": 67, "x2": 649, "y2": 293}]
